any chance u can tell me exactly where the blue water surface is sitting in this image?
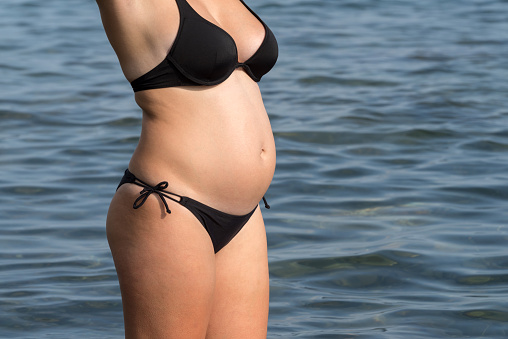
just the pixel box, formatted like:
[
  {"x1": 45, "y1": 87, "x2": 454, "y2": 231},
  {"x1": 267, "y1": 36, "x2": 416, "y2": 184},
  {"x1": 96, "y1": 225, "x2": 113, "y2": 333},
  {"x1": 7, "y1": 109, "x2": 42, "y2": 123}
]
[{"x1": 2, "y1": 0, "x2": 508, "y2": 337}]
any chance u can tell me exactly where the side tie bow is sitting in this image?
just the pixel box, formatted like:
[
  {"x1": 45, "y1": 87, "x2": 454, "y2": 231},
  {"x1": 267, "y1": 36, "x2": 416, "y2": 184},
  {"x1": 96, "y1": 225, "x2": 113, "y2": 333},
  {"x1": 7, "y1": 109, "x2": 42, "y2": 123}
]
[{"x1": 133, "y1": 181, "x2": 172, "y2": 214}]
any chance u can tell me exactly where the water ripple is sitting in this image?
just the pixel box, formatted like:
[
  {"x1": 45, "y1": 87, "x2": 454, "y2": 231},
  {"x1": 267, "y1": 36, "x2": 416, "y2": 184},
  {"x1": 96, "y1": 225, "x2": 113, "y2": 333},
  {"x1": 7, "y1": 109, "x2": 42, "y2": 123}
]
[{"x1": 3, "y1": 0, "x2": 508, "y2": 337}]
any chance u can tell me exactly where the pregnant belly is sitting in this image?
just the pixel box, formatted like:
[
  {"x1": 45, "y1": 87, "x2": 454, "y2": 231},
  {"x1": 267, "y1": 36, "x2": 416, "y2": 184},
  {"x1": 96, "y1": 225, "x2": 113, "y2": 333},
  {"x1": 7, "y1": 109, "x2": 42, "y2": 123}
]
[{"x1": 129, "y1": 90, "x2": 276, "y2": 215}]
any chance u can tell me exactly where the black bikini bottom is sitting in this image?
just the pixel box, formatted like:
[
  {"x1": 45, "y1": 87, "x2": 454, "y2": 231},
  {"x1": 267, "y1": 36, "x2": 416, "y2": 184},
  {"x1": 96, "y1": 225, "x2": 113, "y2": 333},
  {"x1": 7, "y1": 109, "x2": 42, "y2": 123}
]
[{"x1": 116, "y1": 169, "x2": 270, "y2": 253}]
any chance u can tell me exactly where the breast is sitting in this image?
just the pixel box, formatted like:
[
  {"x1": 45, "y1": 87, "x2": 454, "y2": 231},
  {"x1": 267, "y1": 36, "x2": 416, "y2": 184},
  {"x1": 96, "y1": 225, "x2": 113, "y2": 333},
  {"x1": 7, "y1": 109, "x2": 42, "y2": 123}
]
[
  {"x1": 243, "y1": 25, "x2": 278, "y2": 81},
  {"x1": 169, "y1": 18, "x2": 239, "y2": 85}
]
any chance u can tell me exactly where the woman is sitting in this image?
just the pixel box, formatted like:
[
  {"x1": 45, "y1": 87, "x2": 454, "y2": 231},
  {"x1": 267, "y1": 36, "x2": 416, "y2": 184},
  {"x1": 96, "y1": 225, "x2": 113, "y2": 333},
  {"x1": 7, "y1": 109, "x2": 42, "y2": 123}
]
[{"x1": 96, "y1": 0, "x2": 278, "y2": 337}]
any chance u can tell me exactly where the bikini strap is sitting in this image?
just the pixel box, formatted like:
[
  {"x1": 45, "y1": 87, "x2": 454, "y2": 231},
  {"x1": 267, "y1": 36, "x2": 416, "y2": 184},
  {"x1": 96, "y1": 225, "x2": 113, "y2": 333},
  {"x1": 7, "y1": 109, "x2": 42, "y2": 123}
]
[{"x1": 129, "y1": 176, "x2": 183, "y2": 214}]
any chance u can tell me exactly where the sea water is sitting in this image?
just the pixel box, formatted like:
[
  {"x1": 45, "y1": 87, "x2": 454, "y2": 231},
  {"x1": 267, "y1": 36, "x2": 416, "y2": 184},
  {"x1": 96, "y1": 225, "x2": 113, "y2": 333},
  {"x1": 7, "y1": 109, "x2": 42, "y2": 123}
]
[{"x1": 1, "y1": 0, "x2": 508, "y2": 337}]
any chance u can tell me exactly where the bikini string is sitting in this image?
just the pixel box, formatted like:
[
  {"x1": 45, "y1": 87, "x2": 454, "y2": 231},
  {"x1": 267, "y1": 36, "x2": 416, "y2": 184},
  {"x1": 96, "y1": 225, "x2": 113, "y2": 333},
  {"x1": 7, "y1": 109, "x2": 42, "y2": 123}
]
[
  {"x1": 131, "y1": 175, "x2": 270, "y2": 212},
  {"x1": 262, "y1": 196, "x2": 270, "y2": 209},
  {"x1": 131, "y1": 179, "x2": 181, "y2": 214}
]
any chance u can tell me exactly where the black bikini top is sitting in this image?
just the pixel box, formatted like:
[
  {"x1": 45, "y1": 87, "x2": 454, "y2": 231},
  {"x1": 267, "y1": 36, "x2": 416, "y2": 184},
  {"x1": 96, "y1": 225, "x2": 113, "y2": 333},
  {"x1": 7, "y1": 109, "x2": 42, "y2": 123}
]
[{"x1": 130, "y1": 0, "x2": 278, "y2": 92}]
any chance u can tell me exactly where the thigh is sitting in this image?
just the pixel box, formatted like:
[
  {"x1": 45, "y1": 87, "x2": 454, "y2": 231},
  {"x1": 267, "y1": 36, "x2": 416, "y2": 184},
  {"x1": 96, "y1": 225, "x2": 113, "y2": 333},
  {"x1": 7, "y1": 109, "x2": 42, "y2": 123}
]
[
  {"x1": 107, "y1": 184, "x2": 216, "y2": 339},
  {"x1": 206, "y1": 207, "x2": 270, "y2": 339}
]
